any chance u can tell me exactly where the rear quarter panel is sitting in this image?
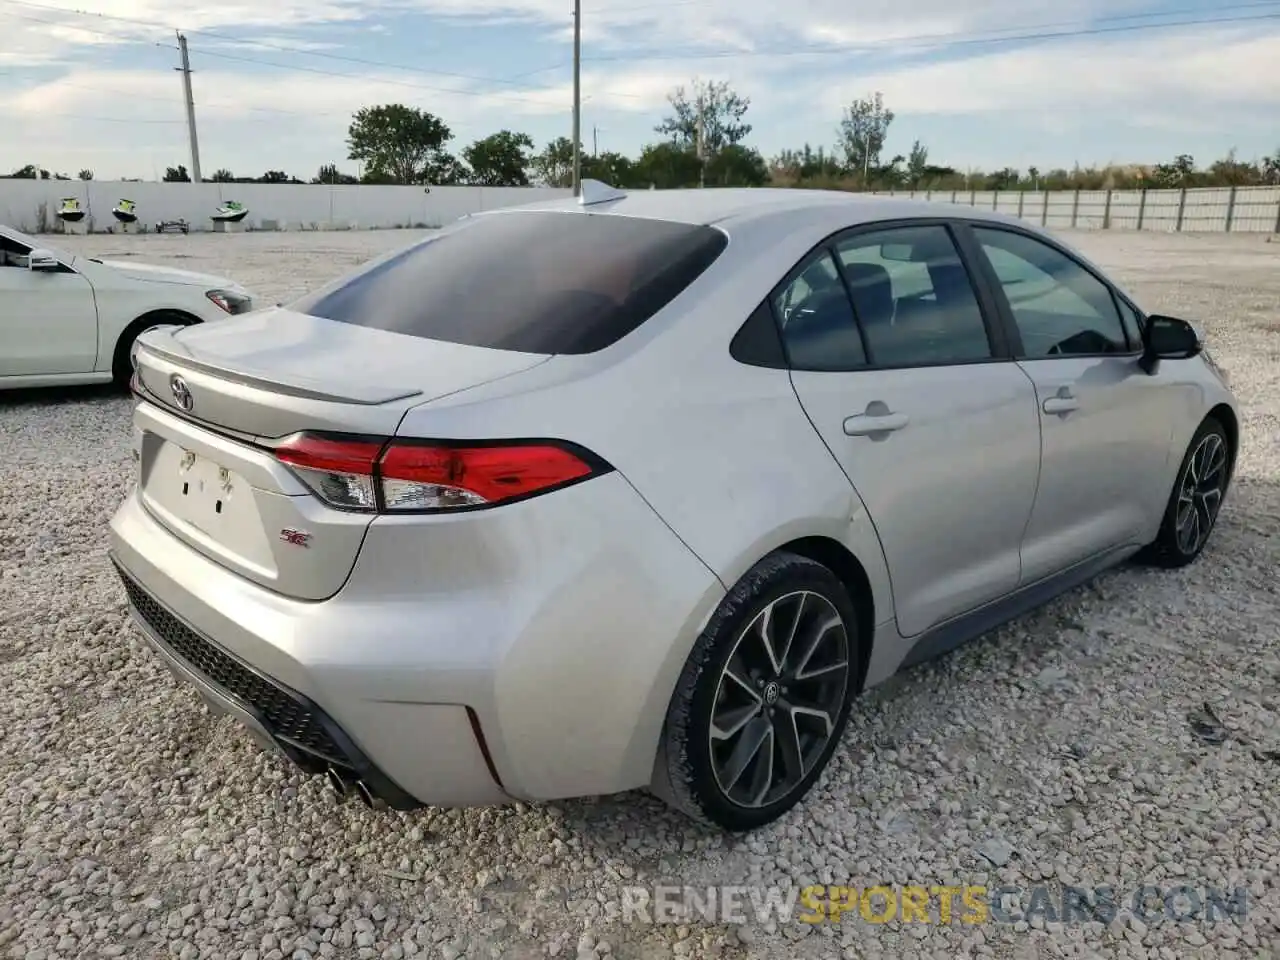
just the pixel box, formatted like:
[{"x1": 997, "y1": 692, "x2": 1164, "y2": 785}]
[{"x1": 394, "y1": 205, "x2": 899, "y2": 627}]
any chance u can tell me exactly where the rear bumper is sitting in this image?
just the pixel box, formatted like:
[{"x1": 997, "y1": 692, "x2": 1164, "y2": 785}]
[
  {"x1": 112, "y1": 559, "x2": 429, "y2": 809},
  {"x1": 108, "y1": 469, "x2": 724, "y2": 806}
]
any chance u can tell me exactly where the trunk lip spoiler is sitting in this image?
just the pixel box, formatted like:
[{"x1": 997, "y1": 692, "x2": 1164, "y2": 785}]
[{"x1": 134, "y1": 338, "x2": 425, "y2": 406}]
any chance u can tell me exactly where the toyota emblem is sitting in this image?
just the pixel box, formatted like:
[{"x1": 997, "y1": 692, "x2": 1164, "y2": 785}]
[{"x1": 169, "y1": 375, "x2": 193, "y2": 412}]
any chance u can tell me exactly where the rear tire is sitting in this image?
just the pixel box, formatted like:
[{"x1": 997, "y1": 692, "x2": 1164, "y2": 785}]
[
  {"x1": 1137, "y1": 417, "x2": 1232, "y2": 568},
  {"x1": 655, "y1": 552, "x2": 862, "y2": 831},
  {"x1": 111, "y1": 311, "x2": 197, "y2": 389}
]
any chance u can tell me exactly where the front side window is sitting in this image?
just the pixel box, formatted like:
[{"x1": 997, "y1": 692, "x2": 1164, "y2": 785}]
[
  {"x1": 973, "y1": 227, "x2": 1130, "y2": 358},
  {"x1": 290, "y1": 211, "x2": 728, "y2": 355},
  {"x1": 834, "y1": 224, "x2": 993, "y2": 366}
]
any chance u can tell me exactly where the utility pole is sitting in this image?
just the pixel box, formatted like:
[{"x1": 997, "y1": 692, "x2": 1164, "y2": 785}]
[
  {"x1": 571, "y1": 0, "x2": 581, "y2": 196},
  {"x1": 175, "y1": 32, "x2": 202, "y2": 183},
  {"x1": 593, "y1": 125, "x2": 598, "y2": 157}
]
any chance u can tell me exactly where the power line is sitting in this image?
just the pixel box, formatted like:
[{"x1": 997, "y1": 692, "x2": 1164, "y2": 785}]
[
  {"x1": 3, "y1": 11, "x2": 569, "y2": 105},
  {"x1": 0, "y1": 64, "x2": 354, "y2": 120},
  {"x1": 25, "y1": 111, "x2": 183, "y2": 124},
  {"x1": 187, "y1": 47, "x2": 568, "y2": 106},
  {"x1": 0, "y1": 0, "x2": 591, "y2": 94},
  {"x1": 579, "y1": 8, "x2": 1280, "y2": 63},
  {"x1": 495, "y1": 1, "x2": 1280, "y2": 77}
]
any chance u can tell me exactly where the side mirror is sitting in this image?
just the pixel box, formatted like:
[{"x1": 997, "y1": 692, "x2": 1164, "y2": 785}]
[
  {"x1": 1140, "y1": 314, "x2": 1203, "y2": 373},
  {"x1": 28, "y1": 249, "x2": 60, "y2": 272}
]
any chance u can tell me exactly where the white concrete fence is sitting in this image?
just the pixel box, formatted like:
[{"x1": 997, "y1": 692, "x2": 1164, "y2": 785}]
[
  {"x1": 868, "y1": 185, "x2": 1280, "y2": 233},
  {"x1": 3, "y1": 179, "x2": 1278, "y2": 235},
  {"x1": 0, "y1": 180, "x2": 571, "y2": 234}
]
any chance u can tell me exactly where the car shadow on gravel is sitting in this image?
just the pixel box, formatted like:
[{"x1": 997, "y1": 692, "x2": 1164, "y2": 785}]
[{"x1": 0, "y1": 382, "x2": 123, "y2": 409}]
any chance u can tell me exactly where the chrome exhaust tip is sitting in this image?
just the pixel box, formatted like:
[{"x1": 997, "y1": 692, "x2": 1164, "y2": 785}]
[
  {"x1": 355, "y1": 780, "x2": 385, "y2": 810},
  {"x1": 326, "y1": 766, "x2": 351, "y2": 800}
]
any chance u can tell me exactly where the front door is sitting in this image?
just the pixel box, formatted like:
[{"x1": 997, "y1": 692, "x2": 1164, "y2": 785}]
[
  {"x1": 0, "y1": 237, "x2": 98, "y2": 377},
  {"x1": 780, "y1": 222, "x2": 1042, "y2": 637},
  {"x1": 967, "y1": 224, "x2": 1175, "y2": 583}
]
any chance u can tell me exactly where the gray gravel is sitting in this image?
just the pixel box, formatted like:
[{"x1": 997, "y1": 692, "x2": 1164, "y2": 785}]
[{"x1": 2, "y1": 228, "x2": 1278, "y2": 960}]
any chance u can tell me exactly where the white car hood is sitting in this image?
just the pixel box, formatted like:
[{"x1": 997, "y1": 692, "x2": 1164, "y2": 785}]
[{"x1": 95, "y1": 258, "x2": 238, "y2": 289}]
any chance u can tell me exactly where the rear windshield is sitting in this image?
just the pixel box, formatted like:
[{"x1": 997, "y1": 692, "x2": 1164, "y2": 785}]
[{"x1": 290, "y1": 210, "x2": 728, "y2": 354}]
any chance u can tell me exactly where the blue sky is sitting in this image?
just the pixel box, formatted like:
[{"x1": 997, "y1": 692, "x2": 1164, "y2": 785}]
[{"x1": 2, "y1": 0, "x2": 1279, "y2": 180}]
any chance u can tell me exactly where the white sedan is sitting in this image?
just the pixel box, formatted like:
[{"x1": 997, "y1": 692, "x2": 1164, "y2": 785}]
[{"x1": 1, "y1": 223, "x2": 257, "y2": 389}]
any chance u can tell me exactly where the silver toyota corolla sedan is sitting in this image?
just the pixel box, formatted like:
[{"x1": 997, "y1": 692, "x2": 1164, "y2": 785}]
[{"x1": 110, "y1": 184, "x2": 1239, "y2": 831}]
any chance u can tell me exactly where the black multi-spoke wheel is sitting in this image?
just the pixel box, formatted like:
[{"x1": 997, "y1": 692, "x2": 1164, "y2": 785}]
[
  {"x1": 1140, "y1": 417, "x2": 1233, "y2": 568},
  {"x1": 655, "y1": 552, "x2": 862, "y2": 831}
]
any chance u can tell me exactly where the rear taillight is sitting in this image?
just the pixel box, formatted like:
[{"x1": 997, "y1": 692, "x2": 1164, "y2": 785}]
[
  {"x1": 275, "y1": 435, "x2": 384, "y2": 510},
  {"x1": 272, "y1": 433, "x2": 609, "y2": 513}
]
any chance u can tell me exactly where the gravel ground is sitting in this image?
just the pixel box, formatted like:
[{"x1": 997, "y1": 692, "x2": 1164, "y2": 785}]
[{"x1": 1, "y1": 228, "x2": 1278, "y2": 960}]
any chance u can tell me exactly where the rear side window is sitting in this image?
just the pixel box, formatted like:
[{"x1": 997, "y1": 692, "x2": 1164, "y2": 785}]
[{"x1": 290, "y1": 211, "x2": 728, "y2": 354}]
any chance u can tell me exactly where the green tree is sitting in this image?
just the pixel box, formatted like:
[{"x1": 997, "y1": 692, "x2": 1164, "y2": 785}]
[
  {"x1": 1152, "y1": 154, "x2": 1196, "y2": 188},
  {"x1": 423, "y1": 152, "x2": 468, "y2": 185},
  {"x1": 1209, "y1": 147, "x2": 1261, "y2": 186},
  {"x1": 838, "y1": 91, "x2": 894, "y2": 178},
  {"x1": 772, "y1": 144, "x2": 842, "y2": 182},
  {"x1": 985, "y1": 167, "x2": 1021, "y2": 190},
  {"x1": 906, "y1": 140, "x2": 928, "y2": 186},
  {"x1": 705, "y1": 144, "x2": 768, "y2": 186},
  {"x1": 346, "y1": 104, "x2": 453, "y2": 184},
  {"x1": 77, "y1": 169, "x2": 93, "y2": 181},
  {"x1": 655, "y1": 79, "x2": 752, "y2": 155},
  {"x1": 582, "y1": 150, "x2": 634, "y2": 187},
  {"x1": 1262, "y1": 148, "x2": 1280, "y2": 185},
  {"x1": 531, "y1": 137, "x2": 579, "y2": 187},
  {"x1": 313, "y1": 163, "x2": 358, "y2": 185},
  {"x1": 211, "y1": 168, "x2": 235, "y2": 182},
  {"x1": 633, "y1": 142, "x2": 703, "y2": 189},
  {"x1": 8, "y1": 164, "x2": 39, "y2": 179},
  {"x1": 463, "y1": 130, "x2": 535, "y2": 186},
  {"x1": 163, "y1": 165, "x2": 191, "y2": 182}
]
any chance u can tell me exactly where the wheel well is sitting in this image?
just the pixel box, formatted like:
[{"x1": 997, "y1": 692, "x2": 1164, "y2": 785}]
[
  {"x1": 113, "y1": 309, "x2": 200, "y2": 368},
  {"x1": 1207, "y1": 403, "x2": 1238, "y2": 473},
  {"x1": 776, "y1": 536, "x2": 875, "y2": 692}
]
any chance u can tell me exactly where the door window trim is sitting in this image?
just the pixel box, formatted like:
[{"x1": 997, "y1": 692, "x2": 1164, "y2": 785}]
[
  {"x1": 763, "y1": 217, "x2": 1017, "y2": 373},
  {"x1": 954, "y1": 220, "x2": 1144, "y2": 360}
]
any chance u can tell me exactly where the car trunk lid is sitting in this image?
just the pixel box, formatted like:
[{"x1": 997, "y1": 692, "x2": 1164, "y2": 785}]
[{"x1": 129, "y1": 310, "x2": 550, "y2": 600}]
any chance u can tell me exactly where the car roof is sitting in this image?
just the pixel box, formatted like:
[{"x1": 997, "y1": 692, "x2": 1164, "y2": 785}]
[{"x1": 499, "y1": 186, "x2": 1031, "y2": 231}]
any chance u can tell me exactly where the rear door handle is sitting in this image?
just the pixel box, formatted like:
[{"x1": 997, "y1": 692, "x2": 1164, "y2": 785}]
[{"x1": 844, "y1": 410, "x2": 910, "y2": 436}]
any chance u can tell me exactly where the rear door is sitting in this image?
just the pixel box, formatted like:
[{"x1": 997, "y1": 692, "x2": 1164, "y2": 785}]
[
  {"x1": 782, "y1": 221, "x2": 1042, "y2": 638},
  {"x1": 963, "y1": 224, "x2": 1174, "y2": 583},
  {"x1": 0, "y1": 236, "x2": 97, "y2": 377}
]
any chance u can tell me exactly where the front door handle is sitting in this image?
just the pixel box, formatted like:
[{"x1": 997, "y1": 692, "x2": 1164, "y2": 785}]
[
  {"x1": 1042, "y1": 387, "x2": 1079, "y2": 416},
  {"x1": 844, "y1": 403, "x2": 910, "y2": 437}
]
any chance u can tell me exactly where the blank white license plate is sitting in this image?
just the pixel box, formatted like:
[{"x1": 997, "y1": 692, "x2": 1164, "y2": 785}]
[{"x1": 143, "y1": 440, "x2": 262, "y2": 543}]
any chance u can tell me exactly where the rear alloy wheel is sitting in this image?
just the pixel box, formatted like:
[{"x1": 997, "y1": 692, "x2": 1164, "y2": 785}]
[
  {"x1": 656, "y1": 552, "x2": 860, "y2": 831},
  {"x1": 1139, "y1": 417, "x2": 1232, "y2": 568}
]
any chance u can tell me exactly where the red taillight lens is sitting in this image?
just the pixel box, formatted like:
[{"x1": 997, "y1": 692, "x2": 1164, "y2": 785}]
[
  {"x1": 379, "y1": 442, "x2": 598, "y2": 511},
  {"x1": 275, "y1": 434, "x2": 385, "y2": 510},
  {"x1": 272, "y1": 433, "x2": 607, "y2": 513}
]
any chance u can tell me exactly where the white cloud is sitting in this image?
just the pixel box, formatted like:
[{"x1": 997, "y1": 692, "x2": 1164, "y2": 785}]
[
  {"x1": 2, "y1": 0, "x2": 1279, "y2": 176},
  {"x1": 816, "y1": 25, "x2": 1280, "y2": 117}
]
